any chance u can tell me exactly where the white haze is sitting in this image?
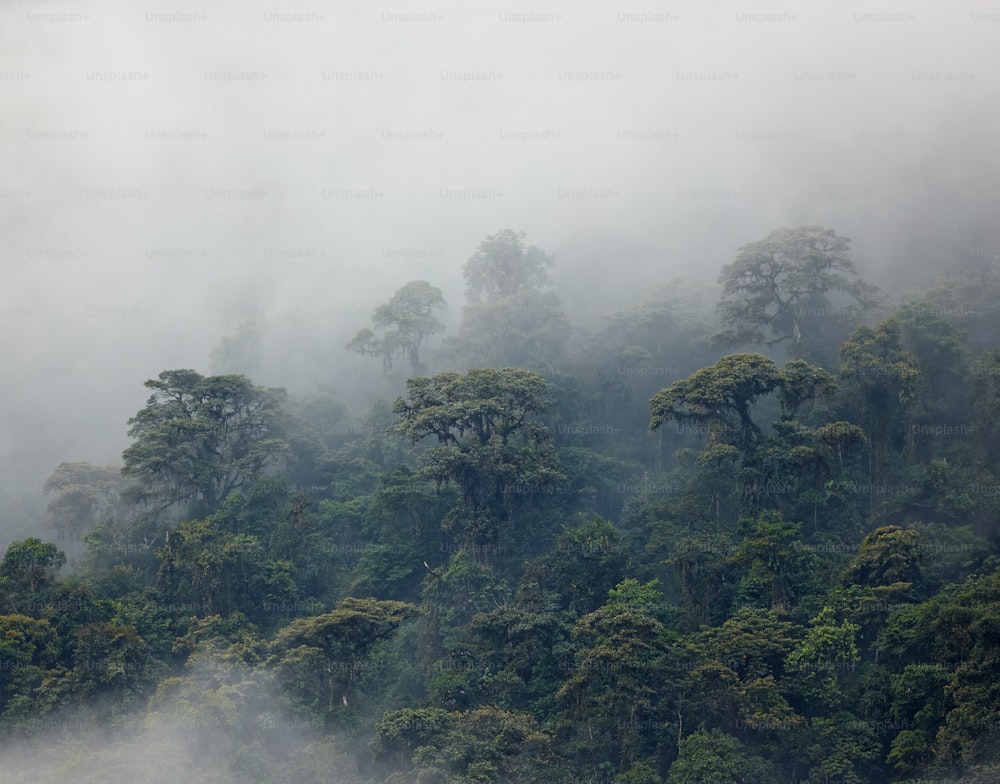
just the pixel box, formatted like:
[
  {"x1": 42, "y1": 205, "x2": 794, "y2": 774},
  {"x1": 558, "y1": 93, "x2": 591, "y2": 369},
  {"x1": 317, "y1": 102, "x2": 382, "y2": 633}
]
[{"x1": 0, "y1": 0, "x2": 997, "y2": 568}]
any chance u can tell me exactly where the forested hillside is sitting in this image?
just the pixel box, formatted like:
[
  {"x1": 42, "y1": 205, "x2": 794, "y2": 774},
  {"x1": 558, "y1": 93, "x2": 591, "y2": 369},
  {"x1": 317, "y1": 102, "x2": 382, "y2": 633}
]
[{"x1": 3, "y1": 228, "x2": 1000, "y2": 783}]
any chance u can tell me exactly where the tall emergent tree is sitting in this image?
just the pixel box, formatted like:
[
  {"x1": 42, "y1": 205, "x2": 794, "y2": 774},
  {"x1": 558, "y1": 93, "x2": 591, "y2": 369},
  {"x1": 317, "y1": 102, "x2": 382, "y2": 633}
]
[
  {"x1": 648, "y1": 355, "x2": 837, "y2": 524},
  {"x1": 121, "y1": 370, "x2": 288, "y2": 518},
  {"x1": 712, "y1": 226, "x2": 881, "y2": 363},
  {"x1": 390, "y1": 368, "x2": 563, "y2": 552},
  {"x1": 347, "y1": 280, "x2": 446, "y2": 375},
  {"x1": 648, "y1": 354, "x2": 785, "y2": 452}
]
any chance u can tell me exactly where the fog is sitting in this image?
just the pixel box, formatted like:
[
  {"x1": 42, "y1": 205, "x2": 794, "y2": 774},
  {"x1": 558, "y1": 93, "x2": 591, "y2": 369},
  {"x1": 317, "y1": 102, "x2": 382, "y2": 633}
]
[
  {"x1": 2, "y1": 2, "x2": 998, "y2": 532},
  {"x1": 0, "y1": 656, "x2": 361, "y2": 782}
]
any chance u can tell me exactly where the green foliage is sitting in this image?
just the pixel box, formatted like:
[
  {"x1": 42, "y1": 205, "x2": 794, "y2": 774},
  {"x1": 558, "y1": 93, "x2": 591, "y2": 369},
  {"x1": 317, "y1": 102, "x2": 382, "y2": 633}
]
[
  {"x1": 664, "y1": 532, "x2": 738, "y2": 629},
  {"x1": 895, "y1": 301, "x2": 969, "y2": 426},
  {"x1": 557, "y1": 602, "x2": 673, "y2": 773},
  {"x1": 555, "y1": 446, "x2": 638, "y2": 520},
  {"x1": 842, "y1": 524, "x2": 925, "y2": 589},
  {"x1": 650, "y1": 353, "x2": 784, "y2": 450},
  {"x1": 666, "y1": 727, "x2": 777, "y2": 784},
  {"x1": 464, "y1": 580, "x2": 575, "y2": 714},
  {"x1": 800, "y1": 711, "x2": 880, "y2": 783},
  {"x1": 537, "y1": 518, "x2": 630, "y2": 616},
  {"x1": 698, "y1": 608, "x2": 796, "y2": 681},
  {"x1": 373, "y1": 705, "x2": 568, "y2": 783},
  {"x1": 839, "y1": 318, "x2": 922, "y2": 486},
  {"x1": 614, "y1": 762, "x2": 663, "y2": 784},
  {"x1": 156, "y1": 513, "x2": 297, "y2": 624},
  {"x1": 786, "y1": 607, "x2": 860, "y2": 708},
  {"x1": 268, "y1": 597, "x2": 419, "y2": 720},
  {"x1": 0, "y1": 538, "x2": 66, "y2": 614},
  {"x1": 729, "y1": 511, "x2": 817, "y2": 611},
  {"x1": 8, "y1": 241, "x2": 1000, "y2": 783},
  {"x1": 391, "y1": 368, "x2": 564, "y2": 554},
  {"x1": 607, "y1": 578, "x2": 669, "y2": 619},
  {"x1": 122, "y1": 369, "x2": 288, "y2": 519},
  {"x1": 422, "y1": 550, "x2": 511, "y2": 657},
  {"x1": 778, "y1": 359, "x2": 838, "y2": 418},
  {"x1": 391, "y1": 367, "x2": 550, "y2": 448},
  {"x1": 0, "y1": 614, "x2": 60, "y2": 711}
]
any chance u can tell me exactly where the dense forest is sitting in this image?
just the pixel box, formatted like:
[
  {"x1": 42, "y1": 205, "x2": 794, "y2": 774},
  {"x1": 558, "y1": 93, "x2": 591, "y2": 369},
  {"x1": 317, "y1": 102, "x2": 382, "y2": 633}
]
[{"x1": 4, "y1": 226, "x2": 1000, "y2": 783}]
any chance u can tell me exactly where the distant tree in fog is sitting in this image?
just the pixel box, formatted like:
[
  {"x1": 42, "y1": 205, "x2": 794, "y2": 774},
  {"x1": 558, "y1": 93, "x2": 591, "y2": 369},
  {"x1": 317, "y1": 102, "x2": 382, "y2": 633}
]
[
  {"x1": 347, "y1": 280, "x2": 447, "y2": 375},
  {"x1": 713, "y1": 226, "x2": 882, "y2": 365},
  {"x1": 463, "y1": 228, "x2": 553, "y2": 302},
  {"x1": 209, "y1": 318, "x2": 264, "y2": 377},
  {"x1": 447, "y1": 230, "x2": 569, "y2": 368},
  {"x1": 43, "y1": 462, "x2": 127, "y2": 541}
]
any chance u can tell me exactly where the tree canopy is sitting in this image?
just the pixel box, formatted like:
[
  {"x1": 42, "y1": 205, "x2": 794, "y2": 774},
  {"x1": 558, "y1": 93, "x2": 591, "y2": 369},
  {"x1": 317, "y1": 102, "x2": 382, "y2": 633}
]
[
  {"x1": 121, "y1": 370, "x2": 288, "y2": 518},
  {"x1": 713, "y1": 226, "x2": 881, "y2": 362},
  {"x1": 5, "y1": 224, "x2": 1000, "y2": 784}
]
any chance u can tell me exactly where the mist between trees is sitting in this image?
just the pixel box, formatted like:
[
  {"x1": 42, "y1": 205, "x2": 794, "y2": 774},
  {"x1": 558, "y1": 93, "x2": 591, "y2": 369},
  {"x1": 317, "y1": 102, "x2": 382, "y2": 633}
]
[{"x1": 4, "y1": 220, "x2": 1000, "y2": 784}]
